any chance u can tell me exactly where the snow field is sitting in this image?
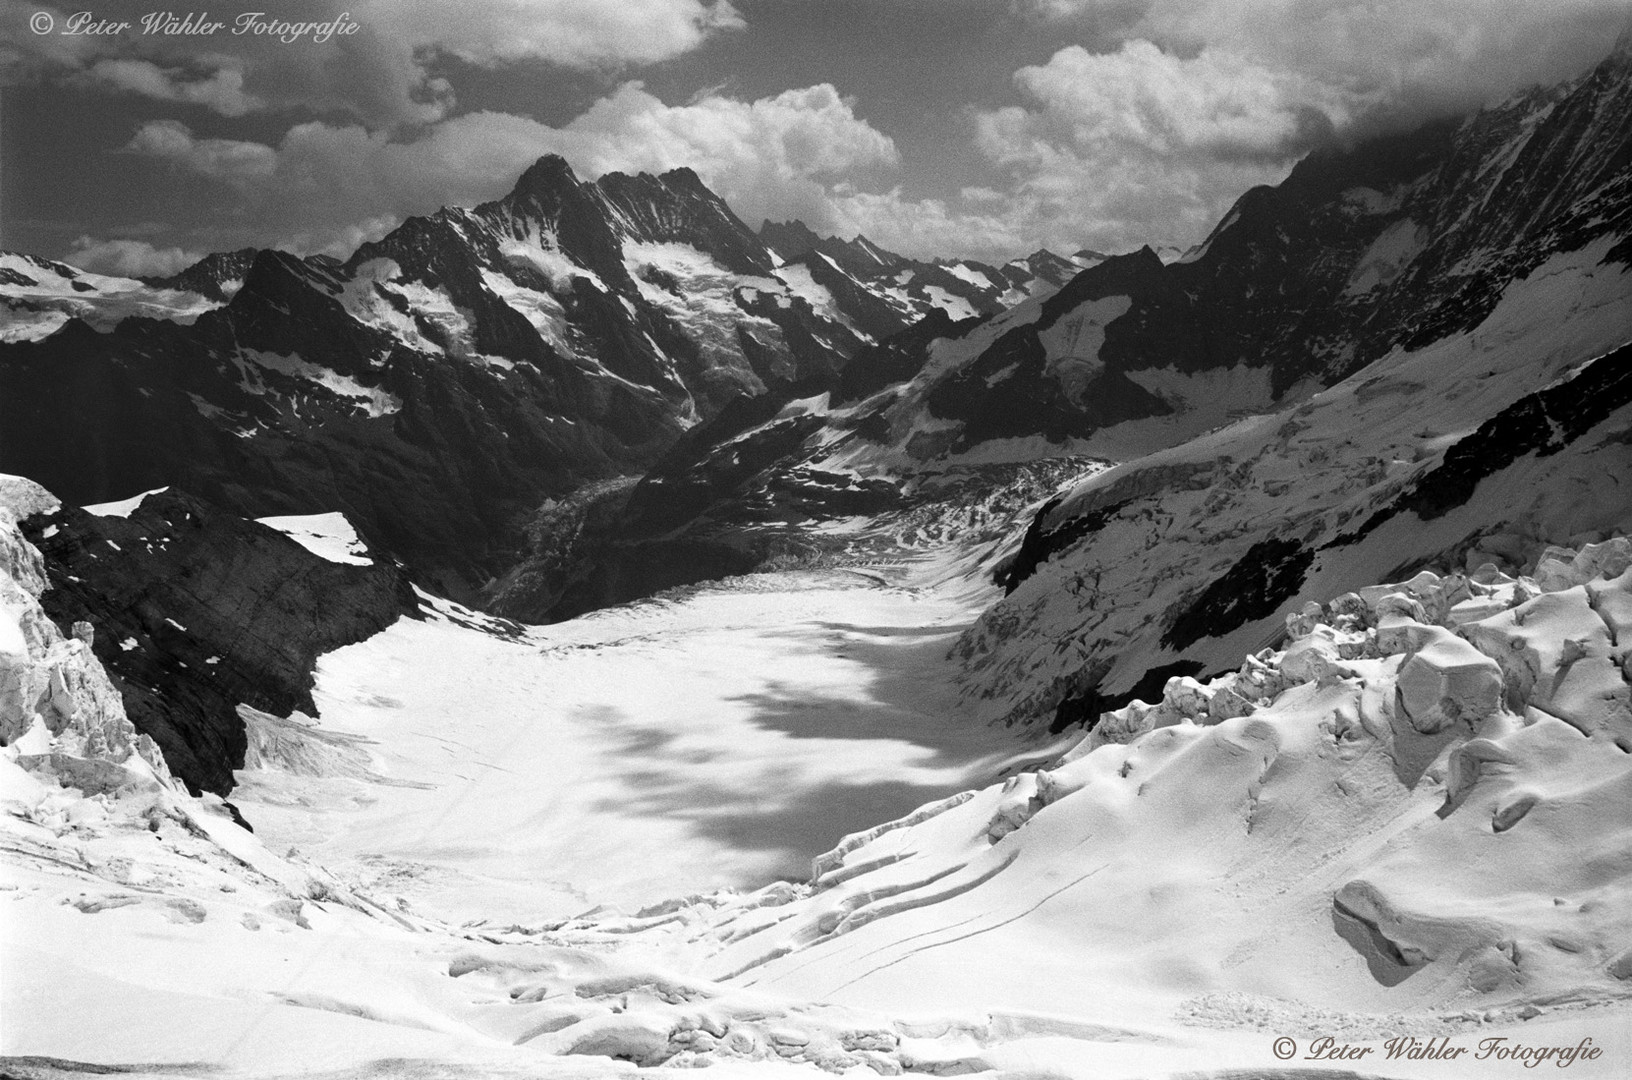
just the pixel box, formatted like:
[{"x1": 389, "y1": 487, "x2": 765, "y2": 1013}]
[
  {"x1": 231, "y1": 566, "x2": 1043, "y2": 925},
  {"x1": 6, "y1": 477, "x2": 1632, "y2": 1075}
]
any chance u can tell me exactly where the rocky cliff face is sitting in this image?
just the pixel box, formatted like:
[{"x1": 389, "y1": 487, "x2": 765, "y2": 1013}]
[
  {"x1": 14, "y1": 487, "x2": 420, "y2": 796},
  {"x1": 946, "y1": 46, "x2": 1632, "y2": 726},
  {"x1": 141, "y1": 248, "x2": 260, "y2": 302},
  {"x1": 0, "y1": 477, "x2": 176, "y2": 797},
  {"x1": 961, "y1": 277, "x2": 1630, "y2": 734}
]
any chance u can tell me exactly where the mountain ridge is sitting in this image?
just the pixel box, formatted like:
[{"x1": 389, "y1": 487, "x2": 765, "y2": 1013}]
[{"x1": 0, "y1": 155, "x2": 1076, "y2": 601}]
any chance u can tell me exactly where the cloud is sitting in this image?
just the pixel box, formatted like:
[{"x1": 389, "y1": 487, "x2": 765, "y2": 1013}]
[
  {"x1": 964, "y1": 41, "x2": 1331, "y2": 254},
  {"x1": 120, "y1": 83, "x2": 900, "y2": 257},
  {"x1": 533, "y1": 83, "x2": 900, "y2": 229},
  {"x1": 51, "y1": 0, "x2": 1630, "y2": 266},
  {"x1": 375, "y1": 0, "x2": 745, "y2": 68},
  {"x1": 977, "y1": 1, "x2": 1631, "y2": 251},
  {"x1": 998, "y1": 41, "x2": 1341, "y2": 159},
  {"x1": 64, "y1": 237, "x2": 204, "y2": 277},
  {"x1": 128, "y1": 121, "x2": 279, "y2": 183},
  {"x1": 826, "y1": 189, "x2": 1032, "y2": 263},
  {"x1": 107, "y1": 58, "x2": 1335, "y2": 264},
  {"x1": 1033, "y1": 0, "x2": 1629, "y2": 137},
  {"x1": 0, "y1": 2, "x2": 97, "y2": 78},
  {"x1": 5, "y1": 0, "x2": 742, "y2": 126},
  {"x1": 80, "y1": 58, "x2": 263, "y2": 116}
]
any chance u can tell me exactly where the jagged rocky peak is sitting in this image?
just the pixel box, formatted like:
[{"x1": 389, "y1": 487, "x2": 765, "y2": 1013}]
[
  {"x1": 847, "y1": 233, "x2": 901, "y2": 267},
  {"x1": 508, "y1": 151, "x2": 582, "y2": 202},
  {"x1": 488, "y1": 152, "x2": 775, "y2": 275},
  {"x1": 239, "y1": 247, "x2": 346, "y2": 298},
  {"x1": 807, "y1": 232, "x2": 907, "y2": 277},
  {"x1": 142, "y1": 247, "x2": 260, "y2": 302},
  {"x1": 757, "y1": 220, "x2": 909, "y2": 275},
  {"x1": 1012, "y1": 248, "x2": 1079, "y2": 281},
  {"x1": 759, "y1": 218, "x2": 825, "y2": 262},
  {"x1": 595, "y1": 166, "x2": 776, "y2": 277}
]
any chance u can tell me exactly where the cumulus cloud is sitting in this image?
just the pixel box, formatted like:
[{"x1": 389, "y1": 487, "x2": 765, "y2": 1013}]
[
  {"x1": 1, "y1": 2, "x2": 97, "y2": 79},
  {"x1": 1032, "y1": 0, "x2": 1629, "y2": 138},
  {"x1": 965, "y1": 42, "x2": 1330, "y2": 254},
  {"x1": 530, "y1": 83, "x2": 899, "y2": 230},
  {"x1": 5, "y1": 0, "x2": 742, "y2": 126},
  {"x1": 120, "y1": 84, "x2": 900, "y2": 257},
  {"x1": 33, "y1": 0, "x2": 1628, "y2": 265},
  {"x1": 80, "y1": 59, "x2": 263, "y2": 117},
  {"x1": 64, "y1": 237, "x2": 204, "y2": 277},
  {"x1": 826, "y1": 189, "x2": 1032, "y2": 263},
  {"x1": 128, "y1": 121, "x2": 279, "y2": 183},
  {"x1": 997, "y1": 41, "x2": 1341, "y2": 159},
  {"x1": 981, "y1": 0, "x2": 1630, "y2": 252},
  {"x1": 375, "y1": 0, "x2": 744, "y2": 68}
]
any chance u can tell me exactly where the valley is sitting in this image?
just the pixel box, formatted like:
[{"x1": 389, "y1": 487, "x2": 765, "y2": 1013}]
[
  {"x1": 233, "y1": 558, "x2": 1053, "y2": 924},
  {"x1": 3, "y1": 29, "x2": 1632, "y2": 1080}
]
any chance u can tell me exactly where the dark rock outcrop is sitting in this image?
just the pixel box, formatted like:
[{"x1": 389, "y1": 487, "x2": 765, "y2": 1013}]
[
  {"x1": 141, "y1": 248, "x2": 260, "y2": 301},
  {"x1": 1337, "y1": 341, "x2": 1632, "y2": 543},
  {"x1": 20, "y1": 490, "x2": 420, "y2": 795}
]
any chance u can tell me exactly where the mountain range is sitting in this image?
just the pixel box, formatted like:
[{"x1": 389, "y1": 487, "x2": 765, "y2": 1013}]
[
  {"x1": 487, "y1": 38, "x2": 1632, "y2": 631},
  {"x1": 4, "y1": 39, "x2": 1631, "y2": 797},
  {"x1": 0, "y1": 158, "x2": 1080, "y2": 603},
  {"x1": 2, "y1": 33, "x2": 1631, "y2": 1080}
]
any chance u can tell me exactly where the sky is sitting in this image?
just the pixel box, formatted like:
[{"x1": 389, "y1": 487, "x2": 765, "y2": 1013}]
[{"x1": 2, "y1": 0, "x2": 1627, "y2": 273}]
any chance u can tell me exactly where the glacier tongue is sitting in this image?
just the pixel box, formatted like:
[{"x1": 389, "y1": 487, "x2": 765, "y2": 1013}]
[
  {"x1": 4, "y1": 456, "x2": 1631, "y2": 1075},
  {"x1": 617, "y1": 540, "x2": 1632, "y2": 1064}
]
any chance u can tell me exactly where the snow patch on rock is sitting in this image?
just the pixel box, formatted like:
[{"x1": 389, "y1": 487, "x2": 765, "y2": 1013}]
[{"x1": 256, "y1": 512, "x2": 373, "y2": 566}]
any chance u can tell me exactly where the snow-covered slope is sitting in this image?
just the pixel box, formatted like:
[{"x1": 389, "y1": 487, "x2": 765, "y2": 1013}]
[
  {"x1": 256, "y1": 511, "x2": 375, "y2": 565},
  {"x1": 8, "y1": 478, "x2": 1629, "y2": 1074},
  {"x1": 231, "y1": 562, "x2": 1043, "y2": 925},
  {"x1": 963, "y1": 239, "x2": 1630, "y2": 731},
  {"x1": 759, "y1": 218, "x2": 1080, "y2": 323},
  {"x1": 633, "y1": 540, "x2": 1632, "y2": 1074},
  {"x1": 0, "y1": 251, "x2": 223, "y2": 342},
  {"x1": 848, "y1": 45, "x2": 1632, "y2": 464}
]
